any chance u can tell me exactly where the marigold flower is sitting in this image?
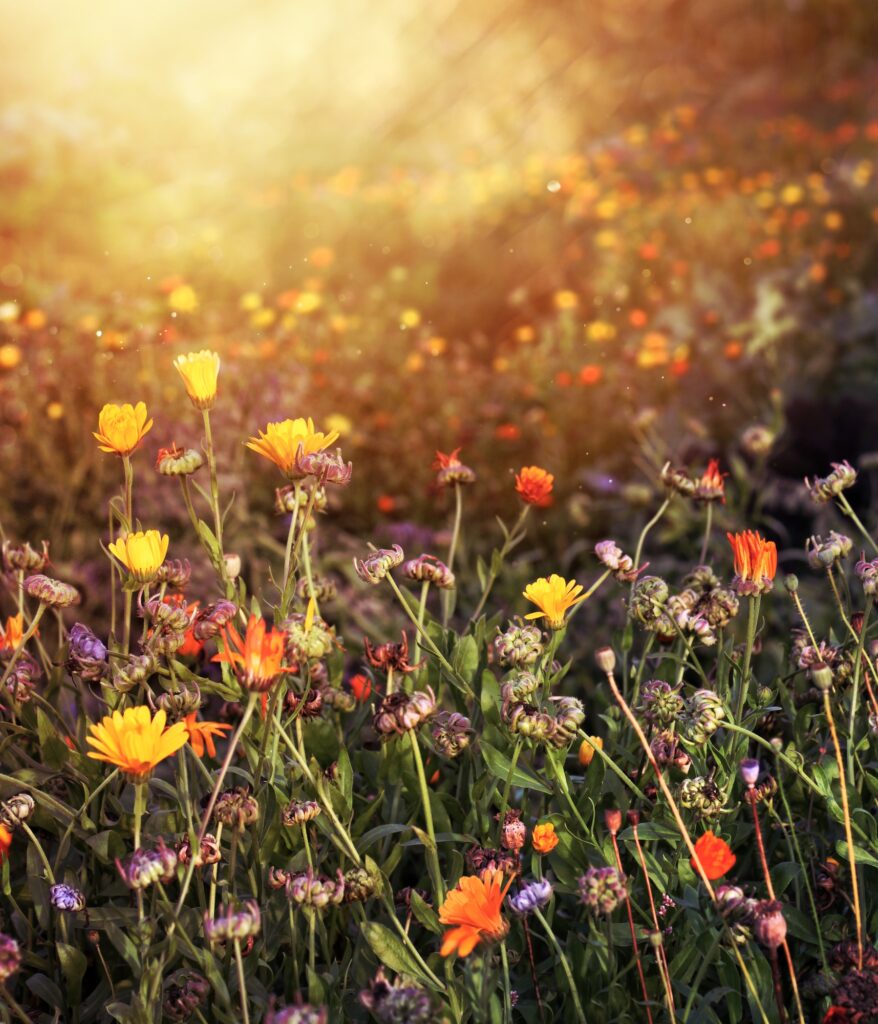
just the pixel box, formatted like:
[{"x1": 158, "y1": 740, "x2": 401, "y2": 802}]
[
  {"x1": 86, "y1": 706, "x2": 188, "y2": 781},
  {"x1": 0, "y1": 614, "x2": 23, "y2": 652},
  {"x1": 183, "y1": 714, "x2": 232, "y2": 758},
  {"x1": 0, "y1": 825, "x2": 11, "y2": 863},
  {"x1": 523, "y1": 574, "x2": 587, "y2": 630},
  {"x1": 438, "y1": 870, "x2": 512, "y2": 957},
  {"x1": 727, "y1": 530, "x2": 777, "y2": 595},
  {"x1": 695, "y1": 459, "x2": 726, "y2": 503},
  {"x1": 691, "y1": 830, "x2": 736, "y2": 880},
  {"x1": 532, "y1": 822, "x2": 559, "y2": 854},
  {"x1": 246, "y1": 418, "x2": 340, "y2": 478},
  {"x1": 108, "y1": 530, "x2": 169, "y2": 584},
  {"x1": 93, "y1": 402, "x2": 153, "y2": 456},
  {"x1": 173, "y1": 350, "x2": 220, "y2": 410},
  {"x1": 515, "y1": 466, "x2": 554, "y2": 507},
  {"x1": 213, "y1": 614, "x2": 291, "y2": 692},
  {"x1": 578, "y1": 735, "x2": 603, "y2": 766}
]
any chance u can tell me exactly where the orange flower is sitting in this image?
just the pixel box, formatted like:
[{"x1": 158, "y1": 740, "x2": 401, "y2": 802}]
[
  {"x1": 696, "y1": 459, "x2": 726, "y2": 503},
  {"x1": 439, "y1": 870, "x2": 513, "y2": 957},
  {"x1": 183, "y1": 714, "x2": 232, "y2": 758},
  {"x1": 532, "y1": 822, "x2": 559, "y2": 854},
  {"x1": 690, "y1": 830, "x2": 736, "y2": 881},
  {"x1": 213, "y1": 614, "x2": 291, "y2": 693},
  {"x1": 578, "y1": 735, "x2": 603, "y2": 767},
  {"x1": 0, "y1": 614, "x2": 23, "y2": 652},
  {"x1": 86, "y1": 706, "x2": 188, "y2": 781},
  {"x1": 0, "y1": 824, "x2": 11, "y2": 863},
  {"x1": 348, "y1": 674, "x2": 373, "y2": 702},
  {"x1": 161, "y1": 595, "x2": 203, "y2": 657},
  {"x1": 727, "y1": 530, "x2": 777, "y2": 594},
  {"x1": 515, "y1": 466, "x2": 554, "y2": 507},
  {"x1": 93, "y1": 402, "x2": 153, "y2": 457}
]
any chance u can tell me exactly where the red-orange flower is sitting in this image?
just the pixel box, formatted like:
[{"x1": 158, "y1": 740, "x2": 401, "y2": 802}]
[
  {"x1": 434, "y1": 448, "x2": 475, "y2": 486},
  {"x1": 0, "y1": 824, "x2": 11, "y2": 863},
  {"x1": 439, "y1": 870, "x2": 513, "y2": 957},
  {"x1": 183, "y1": 714, "x2": 232, "y2": 758},
  {"x1": 690, "y1": 830, "x2": 736, "y2": 881},
  {"x1": 164, "y1": 595, "x2": 203, "y2": 657},
  {"x1": 695, "y1": 459, "x2": 726, "y2": 503},
  {"x1": 213, "y1": 615, "x2": 291, "y2": 693},
  {"x1": 727, "y1": 530, "x2": 777, "y2": 595},
  {"x1": 515, "y1": 466, "x2": 554, "y2": 507},
  {"x1": 348, "y1": 673, "x2": 373, "y2": 702},
  {"x1": 0, "y1": 614, "x2": 23, "y2": 652}
]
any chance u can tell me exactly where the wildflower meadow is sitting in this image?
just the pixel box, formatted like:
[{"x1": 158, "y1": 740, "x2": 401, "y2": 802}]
[{"x1": 3, "y1": 2, "x2": 878, "y2": 1022}]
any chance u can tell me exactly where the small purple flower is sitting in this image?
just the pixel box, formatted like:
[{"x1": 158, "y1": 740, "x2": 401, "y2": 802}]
[{"x1": 508, "y1": 878, "x2": 553, "y2": 915}]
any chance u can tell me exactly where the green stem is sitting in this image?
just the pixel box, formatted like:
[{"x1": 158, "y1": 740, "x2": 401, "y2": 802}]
[
  {"x1": 837, "y1": 493, "x2": 878, "y2": 555},
  {"x1": 469, "y1": 505, "x2": 530, "y2": 624},
  {"x1": 409, "y1": 729, "x2": 445, "y2": 903},
  {"x1": 442, "y1": 482, "x2": 463, "y2": 627},
  {"x1": 699, "y1": 501, "x2": 714, "y2": 565},
  {"x1": 233, "y1": 938, "x2": 251, "y2": 1024},
  {"x1": 0, "y1": 982, "x2": 33, "y2": 1024},
  {"x1": 122, "y1": 455, "x2": 133, "y2": 529},
  {"x1": 681, "y1": 930, "x2": 723, "y2": 1022},
  {"x1": 533, "y1": 907, "x2": 588, "y2": 1024},
  {"x1": 413, "y1": 580, "x2": 430, "y2": 671},
  {"x1": 630, "y1": 497, "x2": 671, "y2": 600},
  {"x1": 0, "y1": 604, "x2": 46, "y2": 692},
  {"x1": 733, "y1": 596, "x2": 760, "y2": 734}
]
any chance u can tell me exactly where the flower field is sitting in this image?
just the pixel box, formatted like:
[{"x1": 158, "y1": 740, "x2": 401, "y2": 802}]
[{"x1": 4, "y1": 2, "x2": 878, "y2": 1022}]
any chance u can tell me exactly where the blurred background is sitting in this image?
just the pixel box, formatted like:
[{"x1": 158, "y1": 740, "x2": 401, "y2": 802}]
[{"x1": 2, "y1": 0, "x2": 878, "y2": 608}]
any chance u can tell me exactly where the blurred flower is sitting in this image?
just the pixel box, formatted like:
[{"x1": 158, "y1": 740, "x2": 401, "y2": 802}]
[
  {"x1": 515, "y1": 466, "x2": 554, "y2": 507},
  {"x1": 24, "y1": 574, "x2": 79, "y2": 607},
  {"x1": 86, "y1": 706, "x2": 188, "y2": 781},
  {"x1": 173, "y1": 350, "x2": 220, "y2": 410},
  {"x1": 168, "y1": 284, "x2": 198, "y2": 313},
  {"x1": 532, "y1": 821, "x2": 559, "y2": 854},
  {"x1": 0, "y1": 825, "x2": 11, "y2": 863},
  {"x1": 359, "y1": 967, "x2": 435, "y2": 1024},
  {"x1": 162, "y1": 968, "x2": 209, "y2": 1022},
  {"x1": 267, "y1": 1002, "x2": 328, "y2": 1024},
  {"x1": 578, "y1": 866, "x2": 626, "y2": 914},
  {"x1": 805, "y1": 460, "x2": 857, "y2": 503},
  {"x1": 2, "y1": 539, "x2": 49, "y2": 574},
  {"x1": 0, "y1": 614, "x2": 23, "y2": 652},
  {"x1": 434, "y1": 448, "x2": 476, "y2": 487},
  {"x1": 806, "y1": 531, "x2": 852, "y2": 569},
  {"x1": 727, "y1": 531, "x2": 777, "y2": 595},
  {"x1": 594, "y1": 539, "x2": 645, "y2": 582},
  {"x1": 691, "y1": 830, "x2": 736, "y2": 880},
  {"x1": 213, "y1": 614, "x2": 290, "y2": 693},
  {"x1": 508, "y1": 878, "x2": 553, "y2": 915},
  {"x1": 694, "y1": 459, "x2": 726, "y2": 503},
  {"x1": 93, "y1": 402, "x2": 153, "y2": 456},
  {"x1": 183, "y1": 714, "x2": 231, "y2": 758},
  {"x1": 204, "y1": 900, "x2": 261, "y2": 945},
  {"x1": 0, "y1": 793, "x2": 34, "y2": 831},
  {"x1": 439, "y1": 870, "x2": 512, "y2": 957},
  {"x1": 247, "y1": 418, "x2": 340, "y2": 478},
  {"x1": 523, "y1": 574, "x2": 586, "y2": 630},
  {"x1": 578, "y1": 735, "x2": 603, "y2": 767},
  {"x1": 109, "y1": 530, "x2": 169, "y2": 584},
  {"x1": 0, "y1": 932, "x2": 21, "y2": 982},
  {"x1": 348, "y1": 673, "x2": 373, "y2": 702}
]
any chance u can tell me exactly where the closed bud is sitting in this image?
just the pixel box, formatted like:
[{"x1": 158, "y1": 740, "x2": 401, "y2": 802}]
[
  {"x1": 24, "y1": 573, "x2": 78, "y2": 607},
  {"x1": 739, "y1": 758, "x2": 760, "y2": 787},
  {"x1": 783, "y1": 574, "x2": 799, "y2": 594},
  {"x1": 811, "y1": 662, "x2": 834, "y2": 692},
  {"x1": 224, "y1": 553, "x2": 241, "y2": 580},
  {"x1": 604, "y1": 808, "x2": 622, "y2": 834},
  {"x1": 595, "y1": 647, "x2": 616, "y2": 674}
]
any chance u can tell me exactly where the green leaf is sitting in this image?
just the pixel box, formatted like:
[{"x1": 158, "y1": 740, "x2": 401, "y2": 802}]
[
  {"x1": 410, "y1": 890, "x2": 441, "y2": 933},
  {"x1": 57, "y1": 942, "x2": 87, "y2": 1004},
  {"x1": 480, "y1": 740, "x2": 552, "y2": 795},
  {"x1": 361, "y1": 921, "x2": 440, "y2": 990},
  {"x1": 27, "y1": 973, "x2": 64, "y2": 1010},
  {"x1": 836, "y1": 840, "x2": 878, "y2": 870}
]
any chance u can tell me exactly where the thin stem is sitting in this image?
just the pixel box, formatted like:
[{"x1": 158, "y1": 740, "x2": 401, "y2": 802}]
[
  {"x1": 442, "y1": 482, "x2": 463, "y2": 627},
  {"x1": 533, "y1": 907, "x2": 588, "y2": 1024},
  {"x1": 122, "y1": 455, "x2": 133, "y2": 529},
  {"x1": 733, "y1": 596, "x2": 760, "y2": 734},
  {"x1": 469, "y1": 505, "x2": 530, "y2": 624},
  {"x1": 837, "y1": 493, "x2": 878, "y2": 555},
  {"x1": 630, "y1": 497, "x2": 671, "y2": 600},
  {"x1": 408, "y1": 729, "x2": 445, "y2": 903},
  {"x1": 0, "y1": 982, "x2": 33, "y2": 1024},
  {"x1": 413, "y1": 580, "x2": 430, "y2": 671},
  {"x1": 233, "y1": 938, "x2": 250, "y2": 1024},
  {"x1": 609, "y1": 831, "x2": 654, "y2": 1023},
  {"x1": 631, "y1": 821, "x2": 675, "y2": 1017},
  {"x1": 699, "y1": 501, "x2": 713, "y2": 565}
]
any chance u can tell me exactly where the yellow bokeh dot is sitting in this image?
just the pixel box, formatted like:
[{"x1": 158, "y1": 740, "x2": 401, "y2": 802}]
[
  {"x1": 0, "y1": 344, "x2": 22, "y2": 369},
  {"x1": 46, "y1": 401, "x2": 64, "y2": 420}
]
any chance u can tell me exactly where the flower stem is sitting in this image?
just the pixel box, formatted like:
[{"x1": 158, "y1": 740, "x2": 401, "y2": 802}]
[
  {"x1": 413, "y1": 580, "x2": 430, "y2": 672},
  {"x1": 533, "y1": 907, "x2": 588, "y2": 1024},
  {"x1": 233, "y1": 937, "x2": 250, "y2": 1024},
  {"x1": 408, "y1": 728, "x2": 445, "y2": 903},
  {"x1": 837, "y1": 493, "x2": 878, "y2": 555},
  {"x1": 699, "y1": 501, "x2": 713, "y2": 565},
  {"x1": 442, "y1": 482, "x2": 463, "y2": 627},
  {"x1": 0, "y1": 603, "x2": 45, "y2": 692}
]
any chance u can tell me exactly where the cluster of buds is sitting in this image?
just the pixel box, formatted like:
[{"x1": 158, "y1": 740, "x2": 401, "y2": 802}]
[
  {"x1": 715, "y1": 884, "x2": 760, "y2": 943},
  {"x1": 402, "y1": 553, "x2": 455, "y2": 589},
  {"x1": 364, "y1": 632, "x2": 422, "y2": 674},
  {"x1": 203, "y1": 900, "x2": 261, "y2": 946},
  {"x1": 162, "y1": 968, "x2": 209, "y2": 1022},
  {"x1": 805, "y1": 460, "x2": 857, "y2": 503},
  {"x1": 342, "y1": 866, "x2": 380, "y2": 904},
  {"x1": 682, "y1": 688, "x2": 725, "y2": 743},
  {"x1": 650, "y1": 731, "x2": 691, "y2": 773},
  {"x1": 0, "y1": 792, "x2": 35, "y2": 831},
  {"x1": 293, "y1": 447, "x2": 352, "y2": 486},
  {"x1": 66, "y1": 624, "x2": 108, "y2": 682},
  {"x1": 2, "y1": 539, "x2": 49, "y2": 575},
  {"x1": 354, "y1": 545, "x2": 404, "y2": 585},
  {"x1": 296, "y1": 575, "x2": 338, "y2": 603},
  {"x1": 508, "y1": 878, "x2": 553, "y2": 915},
  {"x1": 359, "y1": 968, "x2": 436, "y2": 1024},
  {"x1": 431, "y1": 711, "x2": 472, "y2": 757},
  {"x1": 0, "y1": 932, "x2": 22, "y2": 982},
  {"x1": 266, "y1": 1002, "x2": 329, "y2": 1024},
  {"x1": 24, "y1": 573, "x2": 79, "y2": 607},
  {"x1": 155, "y1": 682, "x2": 203, "y2": 720},
  {"x1": 679, "y1": 776, "x2": 724, "y2": 818},
  {"x1": 282, "y1": 800, "x2": 321, "y2": 827},
  {"x1": 501, "y1": 679, "x2": 585, "y2": 748},
  {"x1": 155, "y1": 558, "x2": 192, "y2": 589},
  {"x1": 282, "y1": 612, "x2": 338, "y2": 663},
  {"x1": 594, "y1": 539, "x2": 645, "y2": 582},
  {"x1": 639, "y1": 679, "x2": 684, "y2": 727},
  {"x1": 740, "y1": 760, "x2": 778, "y2": 804},
  {"x1": 465, "y1": 845, "x2": 520, "y2": 876},
  {"x1": 321, "y1": 685, "x2": 356, "y2": 713},
  {"x1": 578, "y1": 866, "x2": 627, "y2": 915},
  {"x1": 157, "y1": 444, "x2": 203, "y2": 476},
  {"x1": 275, "y1": 482, "x2": 328, "y2": 523},
  {"x1": 3, "y1": 650, "x2": 40, "y2": 702},
  {"x1": 192, "y1": 599, "x2": 237, "y2": 641},
  {"x1": 111, "y1": 653, "x2": 155, "y2": 694},
  {"x1": 499, "y1": 810, "x2": 527, "y2": 852},
  {"x1": 214, "y1": 787, "x2": 259, "y2": 830},
  {"x1": 143, "y1": 593, "x2": 195, "y2": 656},
  {"x1": 628, "y1": 576, "x2": 675, "y2": 640},
  {"x1": 806, "y1": 531, "x2": 853, "y2": 569},
  {"x1": 285, "y1": 868, "x2": 346, "y2": 909},
  {"x1": 372, "y1": 688, "x2": 437, "y2": 738},
  {"x1": 494, "y1": 619, "x2": 544, "y2": 668},
  {"x1": 50, "y1": 882, "x2": 87, "y2": 912},
  {"x1": 117, "y1": 840, "x2": 178, "y2": 890},
  {"x1": 176, "y1": 832, "x2": 221, "y2": 867}
]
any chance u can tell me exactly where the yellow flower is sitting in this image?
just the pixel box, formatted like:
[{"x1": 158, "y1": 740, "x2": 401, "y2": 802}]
[
  {"x1": 532, "y1": 822, "x2": 559, "y2": 854},
  {"x1": 167, "y1": 284, "x2": 198, "y2": 313},
  {"x1": 86, "y1": 706, "x2": 188, "y2": 781},
  {"x1": 93, "y1": 402, "x2": 153, "y2": 456},
  {"x1": 246, "y1": 418, "x2": 340, "y2": 478},
  {"x1": 108, "y1": 530, "x2": 169, "y2": 583},
  {"x1": 173, "y1": 350, "x2": 220, "y2": 410},
  {"x1": 523, "y1": 574, "x2": 587, "y2": 630},
  {"x1": 578, "y1": 735, "x2": 603, "y2": 767}
]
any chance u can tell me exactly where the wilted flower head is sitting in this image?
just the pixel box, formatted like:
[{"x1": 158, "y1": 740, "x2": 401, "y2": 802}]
[
  {"x1": 578, "y1": 866, "x2": 626, "y2": 914},
  {"x1": 2, "y1": 539, "x2": 49, "y2": 574},
  {"x1": 434, "y1": 448, "x2": 476, "y2": 487},
  {"x1": 752, "y1": 900, "x2": 787, "y2": 950},
  {"x1": 93, "y1": 402, "x2": 153, "y2": 456},
  {"x1": 24, "y1": 573, "x2": 79, "y2": 607},
  {"x1": 282, "y1": 799, "x2": 321, "y2": 827},
  {"x1": 176, "y1": 832, "x2": 221, "y2": 867},
  {"x1": 359, "y1": 967, "x2": 436, "y2": 1024},
  {"x1": 499, "y1": 810, "x2": 526, "y2": 852},
  {"x1": 203, "y1": 900, "x2": 261, "y2": 944},
  {"x1": 856, "y1": 555, "x2": 878, "y2": 597},
  {"x1": 807, "y1": 531, "x2": 853, "y2": 569},
  {"x1": 514, "y1": 465, "x2": 554, "y2": 507},
  {"x1": 650, "y1": 730, "x2": 691, "y2": 773},
  {"x1": 494, "y1": 619, "x2": 544, "y2": 667},
  {"x1": 354, "y1": 545, "x2": 405, "y2": 585},
  {"x1": 363, "y1": 632, "x2": 422, "y2": 673},
  {"x1": 110, "y1": 652, "x2": 154, "y2": 694},
  {"x1": 50, "y1": 882, "x2": 86, "y2": 912},
  {"x1": 192, "y1": 599, "x2": 237, "y2": 640},
  {"x1": 108, "y1": 530, "x2": 169, "y2": 584},
  {"x1": 285, "y1": 868, "x2": 346, "y2": 908},
  {"x1": 523, "y1": 574, "x2": 587, "y2": 630},
  {"x1": 162, "y1": 968, "x2": 209, "y2": 1022},
  {"x1": 173, "y1": 349, "x2": 220, "y2": 410},
  {"x1": 0, "y1": 793, "x2": 34, "y2": 831},
  {"x1": 247, "y1": 418, "x2": 340, "y2": 478},
  {"x1": 508, "y1": 878, "x2": 553, "y2": 915},
  {"x1": 117, "y1": 841, "x2": 178, "y2": 890},
  {"x1": 805, "y1": 460, "x2": 857, "y2": 503},
  {"x1": 293, "y1": 446, "x2": 352, "y2": 485},
  {"x1": 214, "y1": 786, "x2": 259, "y2": 830},
  {"x1": 431, "y1": 711, "x2": 472, "y2": 756},
  {"x1": 661, "y1": 461, "x2": 697, "y2": 497},
  {"x1": 402, "y1": 553, "x2": 455, "y2": 589},
  {"x1": 372, "y1": 688, "x2": 437, "y2": 738},
  {"x1": 594, "y1": 539, "x2": 645, "y2": 582},
  {"x1": 66, "y1": 623, "x2": 108, "y2": 681}
]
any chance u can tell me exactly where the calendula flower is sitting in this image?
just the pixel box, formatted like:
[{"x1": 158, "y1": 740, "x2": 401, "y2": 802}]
[
  {"x1": 108, "y1": 530, "x2": 169, "y2": 584},
  {"x1": 246, "y1": 418, "x2": 340, "y2": 478},
  {"x1": 183, "y1": 714, "x2": 232, "y2": 758},
  {"x1": 532, "y1": 821, "x2": 559, "y2": 853},
  {"x1": 0, "y1": 825, "x2": 11, "y2": 863},
  {"x1": 0, "y1": 614, "x2": 23, "y2": 652},
  {"x1": 523, "y1": 574, "x2": 587, "y2": 630},
  {"x1": 515, "y1": 466, "x2": 554, "y2": 507},
  {"x1": 93, "y1": 402, "x2": 153, "y2": 456},
  {"x1": 727, "y1": 530, "x2": 777, "y2": 595},
  {"x1": 691, "y1": 830, "x2": 736, "y2": 880},
  {"x1": 213, "y1": 614, "x2": 290, "y2": 692},
  {"x1": 578, "y1": 735, "x2": 603, "y2": 767},
  {"x1": 695, "y1": 459, "x2": 726, "y2": 503},
  {"x1": 439, "y1": 870, "x2": 513, "y2": 957},
  {"x1": 86, "y1": 706, "x2": 188, "y2": 781},
  {"x1": 173, "y1": 350, "x2": 220, "y2": 410}
]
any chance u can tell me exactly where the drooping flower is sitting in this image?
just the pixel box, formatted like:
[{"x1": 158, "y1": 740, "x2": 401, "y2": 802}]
[
  {"x1": 86, "y1": 706, "x2": 188, "y2": 781},
  {"x1": 156, "y1": 442, "x2": 204, "y2": 476},
  {"x1": 0, "y1": 614, "x2": 23, "y2": 652},
  {"x1": 213, "y1": 614, "x2": 291, "y2": 693},
  {"x1": 183, "y1": 714, "x2": 232, "y2": 758},
  {"x1": 691, "y1": 830, "x2": 736, "y2": 881},
  {"x1": 93, "y1": 402, "x2": 153, "y2": 456},
  {"x1": 246, "y1": 418, "x2": 340, "y2": 478},
  {"x1": 727, "y1": 530, "x2": 777, "y2": 595},
  {"x1": 173, "y1": 350, "x2": 220, "y2": 410},
  {"x1": 515, "y1": 466, "x2": 554, "y2": 507},
  {"x1": 523, "y1": 574, "x2": 587, "y2": 630},
  {"x1": 108, "y1": 530, "x2": 169, "y2": 584},
  {"x1": 438, "y1": 870, "x2": 513, "y2": 957},
  {"x1": 532, "y1": 821, "x2": 559, "y2": 854}
]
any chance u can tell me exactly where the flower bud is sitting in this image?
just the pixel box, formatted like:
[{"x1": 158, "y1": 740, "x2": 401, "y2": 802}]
[
  {"x1": 192, "y1": 600, "x2": 237, "y2": 640},
  {"x1": 402, "y1": 554, "x2": 455, "y2": 590},
  {"x1": 214, "y1": 786, "x2": 259, "y2": 830},
  {"x1": 739, "y1": 758, "x2": 760, "y2": 787},
  {"x1": 595, "y1": 647, "x2": 616, "y2": 674},
  {"x1": 499, "y1": 810, "x2": 527, "y2": 852},
  {"x1": 811, "y1": 662, "x2": 834, "y2": 692},
  {"x1": 0, "y1": 792, "x2": 34, "y2": 830},
  {"x1": 282, "y1": 799, "x2": 321, "y2": 827},
  {"x1": 203, "y1": 900, "x2": 261, "y2": 945},
  {"x1": 431, "y1": 711, "x2": 472, "y2": 757},
  {"x1": 783, "y1": 574, "x2": 799, "y2": 594},
  {"x1": 25, "y1": 573, "x2": 78, "y2": 607},
  {"x1": 67, "y1": 623, "x2": 108, "y2": 681},
  {"x1": 157, "y1": 445, "x2": 204, "y2": 476},
  {"x1": 508, "y1": 878, "x2": 553, "y2": 915},
  {"x1": 753, "y1": 901, "x2": 787, "y2": 950},
  {"x1": 353, "y1": 545, "x2": 404, "y2": 585},
  {"x1": 224, "y1": 553, "x2": 242, "y2": 580},
  {"x1": 2, "y1": 540, "x2": 49, "y2": 575},
  {"x1": 155, "y1": 558, "x2": 192, "y2": 589},
  {"x1": 604, "y1": 808, "x2": 622, "y2": 835}
]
